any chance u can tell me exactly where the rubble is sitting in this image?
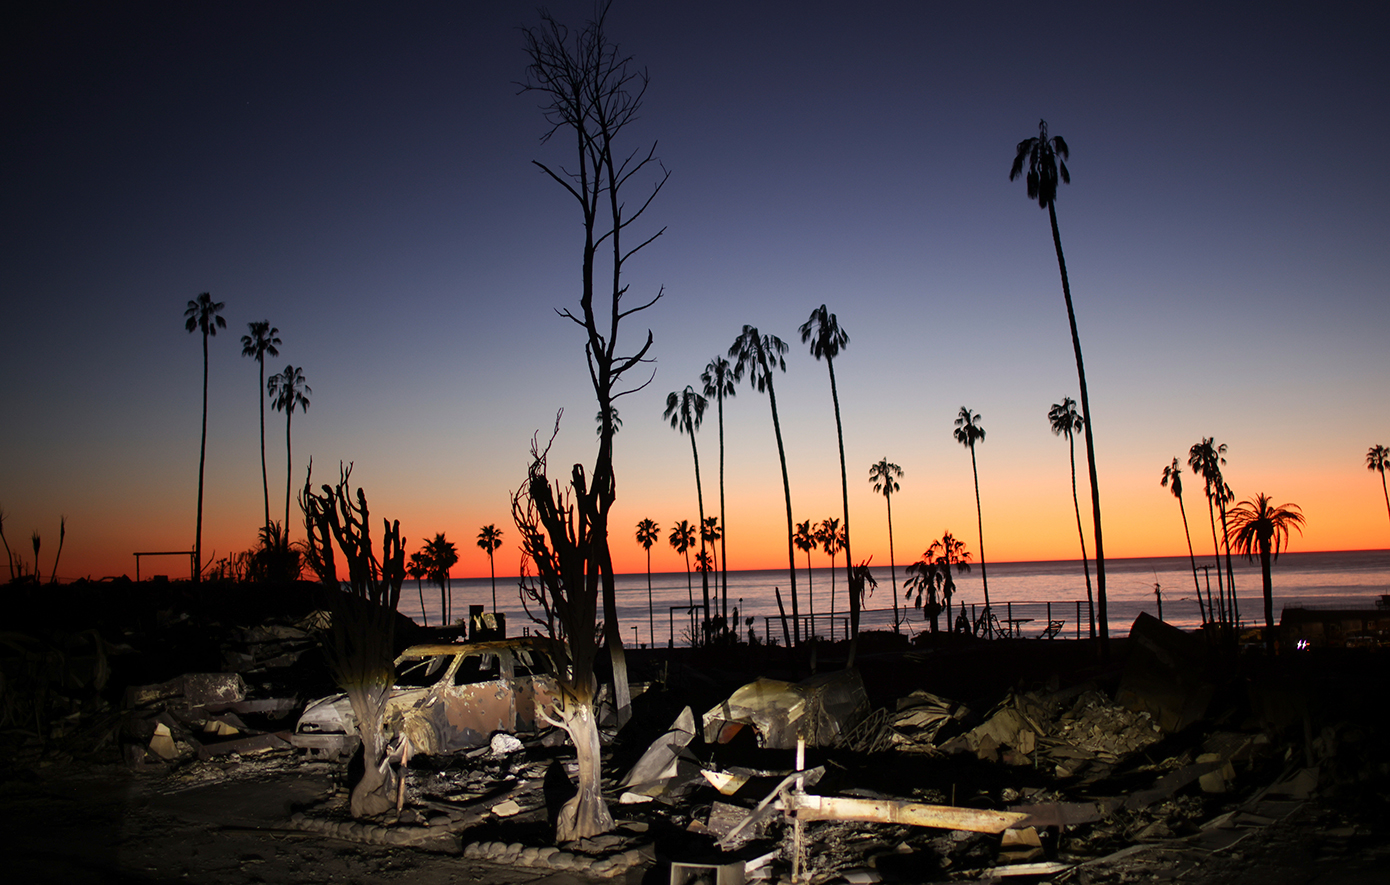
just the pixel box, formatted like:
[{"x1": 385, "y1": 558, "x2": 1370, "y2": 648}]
[{"x1": 702, "y1": 668, "x2": 870, "y2": 749}]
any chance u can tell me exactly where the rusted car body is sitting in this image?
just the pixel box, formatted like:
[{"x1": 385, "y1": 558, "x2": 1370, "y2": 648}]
[{"x1": 293, "y1": 637, "x2": 562, "y2": 757}]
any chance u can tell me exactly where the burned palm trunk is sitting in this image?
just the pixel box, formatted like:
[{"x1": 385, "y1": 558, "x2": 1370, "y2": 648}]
[
  {"x1": 513, "y1": 435, "x2": 614, "y2": 840},
  {"x1": 302, "y1": 461, "x2": 406, "y2": 819}
]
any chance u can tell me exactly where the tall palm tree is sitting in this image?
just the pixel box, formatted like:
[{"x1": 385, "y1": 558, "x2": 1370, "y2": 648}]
[
  {"x1": 1227, "y1": 494, "x2": 1304, "y2": 654},
  {"x1": 794, "y1": 519, "x2": 817, "y2": 636},
  {"x1": 1367, "y1": 445, "x2": 1390, "y2": 534},
  {"x1": 477, "y1": 524, "x2": 504, "y2": 613},
  {"x1": 668, "y1": 519, "x2": 696, "y2": 611},
  {"x1": 817, "y1": 517, "x2": 844, "y2": 623},
  {"x1": 184, "y1": 292, "x2": 226, "y2": 583},
  {"x1": 407, "y1": 550, "x2": 429, "y2": 627},
  {"x1": 1161, "y1": 458, "x2": 1207, "y2": 626},
  {"x1": 701, "y1": 356, "x2": 736, "y2": 624},
  {"x1": 927, "y1": 531, "x2": 972, "y2": 630},
  {"x1": 799, "y1": 305, "x2": 858, "y2": 656},
  {"x1": 700, "y1": 516, "x2": 722, "y2": 599},
  {"x1": 635, "y1": 518, "x2": 659, "y2": 644},
  {"x1": 954, "y1": 407, "x2": 992, "y2": 631},
  {"x1": 423, "y1": 533, "x2": 459, "y2": 626},
  {"x1": 665, "y1": 385, "x2": 711, "y2": 639},
  {"x1": 268, "y1": 365, "x2": 311, "y2": 539},
  {"x1": 868, "y1": 458, "x2": 904, "y2": 633},
  {"x1": 240, "y1": 321, "x2": 281, "y2": 531},
  {"x1": 1011, "y1": 120, "x2": 1108, "y2": 652},
  {"x1": 730, "y1": 326, "x2": 799, "y2": 644},
  {"x1": 1048, "y1": 397, "x2": 1094, "y2": 638},
  {"x1": 1189, "y1": 438, "x2": 1234, "y2": 624}
]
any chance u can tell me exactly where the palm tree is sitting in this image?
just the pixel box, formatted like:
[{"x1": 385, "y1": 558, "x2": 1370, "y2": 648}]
[
  {"x1": 1048, "y1": 397, "x2": 1094, "y2": 638},
  {"x1": 730, "y1": 325, "x2": 799, "y2": 645},
  {"x1": 1161, "y1": 458, "x2": 1207, "y2": 626},
  {"x1": 954, "y1": 408, "x2": 992, "y2": 632},
  {"x1": 268, "y1": 365, "x2": 311, "y2": 539},
  {"x1": 635, "y1": 518, "x2": 659, "y2": 644},
  {"x1": 903, "y1": 558, "x2": 944, "y2": 632},
  {"x1": 927, "y1": 531, "x2": 972, "y2": 630},
  {"x1": 477, "y1": 524, "x2": 504, "y2": 613},
  {"x1": 1189, "y1": 438, "x2": 1234, "y2": 624},
  {"x1": 240, "y1": 321, "x2": 281, "y2": 531},
  {"x1": 184, "y1": 292, "x2": 227, "y2": 582},
  {"x1": 669, "y1": 519, "x2": 696, "y2": 611},
  {"x1": 595, "y1": 406, "x2": 622, "y2": 436},
  {"x1": 1226, "y1": 494, "x2": 1305, "y2": 654},
  {"x1": 423, "y1": 533, "x2": 459, "y2": 626},
  {"x1": 817, "y1": 517, "x2": 844, "y2": 624},
  {"x1": 1011, "y1": 120, "x2": 1108, "y2": 652},
  {"x1": 868, "y1": 458, "x2": 904, "y2": 633},
  {"x1": 665, "y1": 386, "x2": 711, "y2": 639},
  {"x1": 700, "y1": 516, "x2": 722, "y2": 596},
  {"x1": 1367, "y1": 445, "x2": 1390, "y2": 534},
  {"x1": 407, "y1": 551, "x2": 429, "y2": 627},
  {"x1": 799, "y1": 305, "x2": 858, "y2": 656},
  {"x1": 701, "y1": 356, "x2": 736, "y2": 624},
  {"x1": 794, "y1": 519, "x2": 817, "y2": 636}
]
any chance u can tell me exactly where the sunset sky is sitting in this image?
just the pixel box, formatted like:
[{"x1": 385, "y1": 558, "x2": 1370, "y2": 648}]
[{"x1": 4, "y1": 1, "x2": 1388, "y2": 583}]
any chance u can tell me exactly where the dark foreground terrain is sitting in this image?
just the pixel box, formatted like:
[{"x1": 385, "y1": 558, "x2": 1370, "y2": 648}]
[{"x1": 3, "y1": 579, "x2": 1387, "y2": 884}]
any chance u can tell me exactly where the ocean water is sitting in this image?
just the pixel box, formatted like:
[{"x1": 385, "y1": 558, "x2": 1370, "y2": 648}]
[{"x1": 399, "y1": 549, "x2": 1390, "y2": 647}]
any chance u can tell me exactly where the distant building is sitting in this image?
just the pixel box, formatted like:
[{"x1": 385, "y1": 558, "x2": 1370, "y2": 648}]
[{"x1": 1280, "y1": 597, "x2": 1390, "y2": 648}]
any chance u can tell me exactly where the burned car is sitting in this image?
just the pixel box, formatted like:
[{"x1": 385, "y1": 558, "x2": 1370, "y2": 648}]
[{"x1": 293, "y1": 637, "x2": 561, "y2": 758}]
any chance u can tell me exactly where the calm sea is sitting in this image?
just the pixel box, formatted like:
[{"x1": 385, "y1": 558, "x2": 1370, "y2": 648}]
[{"x1": 399, "y1": 549, "x2": 1390, "y2": 648}]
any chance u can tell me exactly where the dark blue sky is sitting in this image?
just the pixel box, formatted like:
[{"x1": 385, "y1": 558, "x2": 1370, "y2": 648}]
[{"x1": 4, "y1": 1, "x2": 1388, "y2": 578}]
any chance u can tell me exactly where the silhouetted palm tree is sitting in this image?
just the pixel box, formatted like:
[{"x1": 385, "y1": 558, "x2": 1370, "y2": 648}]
[
  {"x1": 799, "y1": 304, "x2": 858, "y2": 657},
  {"x1": 1227, "y1": 494, "x2": 1304, "y2": 654},
  {"x1": 635, "y1": 518, "x2": 659, "y2": 644},
  {"x1": 730, "y1": 325, "x2": 799, "y2": 644},
  {"x1": 1049, "y1": 397, "x2": 1094, "y2": 637},
  {"x1": 595, "y1": 406, "x2": 622, "y2": 436},
  {"x1": 927, "y1": 531, "x2": 972, "y2": 629},
  {"x1": 240, "y1": 321, "x2": 281, "y2": 531},
  {"x1": 407, "y1": 551, "x2": 429, "y2": 627},
  {"x1": 1161, "y1": 458, "x2": 1207, "y2": 625},
  {"x1": 904, "y1": 558, "x2": 944, "y2": 632},
  {"x1": 1367, "y1": 445, "x2": 1390, "y2": 535},
  {"x1": 1189, "y1": 438, "x2": 1234, "y2": 624},
  {"x1": 423, "y1": 533, "x2": 459, "y2": 625},
  {"x1": 268, "y1": 365, "x2": 311, "y2": 539},
  {"x1": 477, "y1": 524, "x2": 504, "y2": 613},
  {"x1": 1011, "y1": 120, "x2": 1108, "y2": 651},
  {"x1": 669, "y1": 519, "x2": 696, "y2": 610},
  {"x1": 665, "y1": 385, "x2": 711, "y2": 638},
  {"x1": 700, "y1": 516, "x2": 721, "y2": 587},
  {"x1": 701, "y1": 356, "x2": 736, "y2": 623},
  {"x1": 185, "y1": 292, "x2": 227, "y2": 582},
  {"x1": 794, "y1": 519, "x2": 817, "y2": 635},
  {"x1": 868, "y1": 458, "x2": 904, "y2": 633},
  {"x1": 818, "y1": 518, "x2": 845, "y2": 624},
  {"x1": 954, "y1": 408, "x2": 992, "y2": 631}
]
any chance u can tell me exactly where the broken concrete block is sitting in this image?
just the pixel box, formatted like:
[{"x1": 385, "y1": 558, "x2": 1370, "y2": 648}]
[
  {"x1": 491, "y1": 799, "x2": 522, "y2": 817},
  {"x1": 149, "y1": 722, "x2": 177, "y2": 759},
  {"x1": 490, "y1": 733, "x2": 524, "y2": 756},
  {"x1": 1115, "y1": 613, "x2": 1215, "y2": 733},
  {"x1": 1196, "y1": 752, "x2": 1236, "y2": 793}
]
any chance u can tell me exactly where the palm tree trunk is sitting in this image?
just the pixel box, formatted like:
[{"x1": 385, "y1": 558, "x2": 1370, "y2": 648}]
[
  {"x1": 763, "y1": 373, "x2": 799, "y2": 646},
  {"x1": 886, "y1": 491, "x2": 899, "y2": 634},
  {"x1": 489, "y1": 553, "x2": 497, "y2": 613},
  {"x1": 1380, "y1": 470, "x2": 1390, "y2": 530},
  {"x1": 718, "y1": 395, "x2": 729, "y2": 625},
  {"x1": 259, "y1": 360, "x2": 270, "y2": 531},
  {"x1": 195, "y1": 329, "x2": 208, "y2": 583},
  {"x1": 1219, "y1": 501, "x2": 1238, "y2": 626},
  {"x1": 284, "y1": 409, "x2": 293, "y2": 539},
  {"x1": 688, "y1": 432, "x2": 710, "y2": 643},
  {"x1": 1178, "y1": 495, "x2": 1206, "y2": 625},
  {"x1": 970, "y1": 444, "x2": 990, "y2": 626},
  {"x1": 1048, "y1": 202, "x2": 1106, "y2": 654},
  {"x1": 1260, "y1": 540, "x2": 1275, "y2": 655},
  {"x1": 416, "y1": 576, "x2": 427, "y2": 627},
  {"x1": 645, "y1": 547, "x2": 654, "y2": 645},
  {"x1": 1067, "y1": 433, "x2": 1095, "y2": 638},
  {"x1": 827, "y1": 357, "x2": 857, "y2": 665},
  {"x1": 804, "y1": 548, "x2": 815, "y2": 637},
  {"x1": 1206, "y1": 496, "x2": 1226, "y2": 623}
]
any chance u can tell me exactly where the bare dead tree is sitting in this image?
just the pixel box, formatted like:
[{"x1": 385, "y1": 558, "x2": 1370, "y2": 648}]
[
  {"x1": 515, "y1": 2, "x2": 667, "y2": 840},
  {"x1": 300, "y1": 460, "x2": 406, "y2": 818}
]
